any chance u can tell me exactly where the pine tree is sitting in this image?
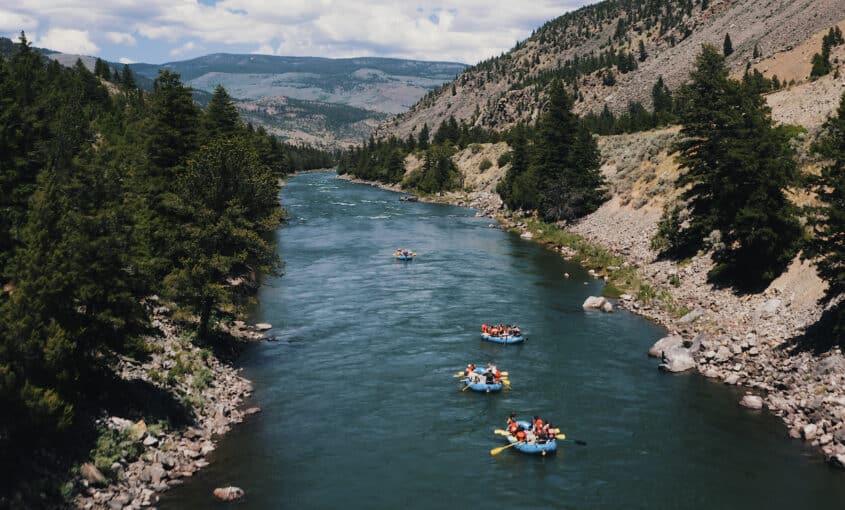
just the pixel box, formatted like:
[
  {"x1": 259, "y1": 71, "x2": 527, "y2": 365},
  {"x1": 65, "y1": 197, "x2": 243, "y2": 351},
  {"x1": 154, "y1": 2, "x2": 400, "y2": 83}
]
[
  {"x1": 805, "y1": 91, "x2": 845, "y2": 336},
  {"x1": 121, "y1": 64, "x2": 136, "y2": 89},
  {"x1": 165, "y1": 137, "x2": 281, "y2": 339},
  {"x1": 1, "y1": 81, "x2": 145, "y2": 439},
  {"x1": 418, "y1": 123, "x2": 430, "y2": 150},
  {"x1": 535, "y1": 81, "x2": 604, "y2": 221},
  {"x1": 638, "y1": 40, "x2": 648, "y2": 62},
  {"x1": 202, "y1": 85, "x2": 240, "y2": 140},
  {"x1": 497, "y1": 123, "x2": 537, "y2": 211},
  {"x1": 658, "y1": 45, "x2": 801, "y2": 288},
  {"x1": 137, "y1": 70, "x2": 200, "y2": 285},
  {"x1": 723, "y1": 33, "x2": 733, "y2": 57},
  {"x1": 0, "y1": 32, "x2": 48, "y2": 277},
  {"x1": 651, "y1": 76, "x2": 673, "y2": 116}
]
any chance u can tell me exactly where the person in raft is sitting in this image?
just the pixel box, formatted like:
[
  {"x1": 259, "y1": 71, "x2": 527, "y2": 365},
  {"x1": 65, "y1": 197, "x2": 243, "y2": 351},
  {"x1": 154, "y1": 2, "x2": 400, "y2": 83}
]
[
  {"x1": 464, "y1": 364, "x2": 483, "y2": 384},
  {"x1": 481, "y1": 323, "x2": 521, "y2": 337},
  {"x1": 486, "y1": 363, "x2": 502, "y2": 382},
  {"x1": 507, "y1": 413, "x2": 536, "y2": 443}
]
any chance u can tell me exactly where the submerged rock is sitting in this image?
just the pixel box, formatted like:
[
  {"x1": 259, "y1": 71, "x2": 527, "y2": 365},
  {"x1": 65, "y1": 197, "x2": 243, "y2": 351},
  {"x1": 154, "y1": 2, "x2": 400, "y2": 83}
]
[
  {"x1": 213, "y1": 486, "x2": 245, "y2": 501},
  {"x1": 254, "y1": 323, "x2": 272, "y2": 331},
  {"x1": 582, "y1": 296, "x2": 607, "y2": 310},
  {"x1": 740, "y1": 395, "x2": 764, "y2": 409}
]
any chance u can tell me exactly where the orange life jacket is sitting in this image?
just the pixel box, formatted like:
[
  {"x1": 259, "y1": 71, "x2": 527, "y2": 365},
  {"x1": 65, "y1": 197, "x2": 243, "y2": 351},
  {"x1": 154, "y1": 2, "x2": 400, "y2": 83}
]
[
  {"x1": 515, "y1": 430, "x2": 526, "y2": 441},
  {"x1": 481, "y1": 324, "x2": 488, "y2": 333},
  {"x1": 534, "y1": 419, "x2": 544, "y2": 430}
]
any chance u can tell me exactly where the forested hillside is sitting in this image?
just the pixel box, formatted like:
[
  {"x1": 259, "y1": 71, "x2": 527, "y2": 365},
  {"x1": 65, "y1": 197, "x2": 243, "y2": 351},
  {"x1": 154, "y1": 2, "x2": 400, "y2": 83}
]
[{"x1": 0, "y1": 33, "x2": 331, "y2": 506}]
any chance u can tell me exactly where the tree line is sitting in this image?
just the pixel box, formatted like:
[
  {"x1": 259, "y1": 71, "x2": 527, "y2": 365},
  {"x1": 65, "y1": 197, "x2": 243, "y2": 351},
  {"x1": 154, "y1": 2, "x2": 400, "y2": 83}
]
[
  {"x1": 0, "y1": 33, "x2": 331, "y2": 458},
  {"x1": 336, "y1": 115, "x2": 501, "y2": 193}
]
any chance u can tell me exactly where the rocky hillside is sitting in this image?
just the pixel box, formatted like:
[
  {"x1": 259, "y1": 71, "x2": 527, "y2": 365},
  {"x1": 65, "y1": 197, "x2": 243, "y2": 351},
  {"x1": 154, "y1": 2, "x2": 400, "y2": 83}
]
[{"x1": 379, "y1": 0, "x2": 845, "y2": 138}]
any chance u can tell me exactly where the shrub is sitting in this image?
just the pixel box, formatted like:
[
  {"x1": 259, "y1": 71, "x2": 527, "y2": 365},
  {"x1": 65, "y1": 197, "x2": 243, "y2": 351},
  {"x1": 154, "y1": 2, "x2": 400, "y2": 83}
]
[
  {"x1": 479, "y1": 158, "x2": 493, "y2": 171},
  {"x1": 91, "y1": 427, "x2": 142, "y2": 477},
  {"x1": 497, "y1": 152, "x2": 512, "y2": 167}
]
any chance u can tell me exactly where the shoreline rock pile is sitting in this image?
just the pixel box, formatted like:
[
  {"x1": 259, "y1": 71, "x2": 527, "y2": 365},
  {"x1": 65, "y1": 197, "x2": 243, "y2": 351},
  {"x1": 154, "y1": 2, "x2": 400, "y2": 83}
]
[{"x1": 74, "y1": 315, "x2": 265, "y2": 509}]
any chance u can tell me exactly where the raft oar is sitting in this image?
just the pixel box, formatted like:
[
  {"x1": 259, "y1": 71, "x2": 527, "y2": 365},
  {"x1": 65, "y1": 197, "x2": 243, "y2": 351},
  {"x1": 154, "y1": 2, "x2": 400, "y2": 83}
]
[{"x1": 490, "y1": 441, "x2": 523, "y2": 456}]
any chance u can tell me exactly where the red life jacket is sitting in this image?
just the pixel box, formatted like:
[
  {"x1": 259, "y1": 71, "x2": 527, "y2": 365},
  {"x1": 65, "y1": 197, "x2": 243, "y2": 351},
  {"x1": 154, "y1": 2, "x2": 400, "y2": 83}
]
[
  {"x1": 515, "y1": 430, "x2": 526, "y2": 441},
  {"x1": 534, "y1": 419, "x2": 544, "y2": 430}
]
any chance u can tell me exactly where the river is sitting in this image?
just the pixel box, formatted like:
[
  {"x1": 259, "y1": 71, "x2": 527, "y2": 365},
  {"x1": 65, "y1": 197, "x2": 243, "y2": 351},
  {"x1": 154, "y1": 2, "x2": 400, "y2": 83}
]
[{"x1": 163, "y1": 171, "x2": 845, "y2": 509}]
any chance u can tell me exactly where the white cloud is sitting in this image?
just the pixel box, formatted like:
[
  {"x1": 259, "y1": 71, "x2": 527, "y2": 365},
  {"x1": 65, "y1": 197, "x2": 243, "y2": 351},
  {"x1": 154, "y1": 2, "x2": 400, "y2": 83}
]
[
  {"x1": 105, "y1": 31, "x2": 136, "y2": 45},
  {"x1": 0, "y1": 9, "x2": 38, "y2": 33},
  {"x1": 3, "y1": 1, "x2": 587, "y2": 64},
  {"x1": 37, "y1": 27, "x2": 99, "y2": 55},
  {"x1": 118, "y1": 56, "x2": 135, "y2": 64},
  {"x1": 169, "y1": 40, "x2": 196, "y2": 56}
]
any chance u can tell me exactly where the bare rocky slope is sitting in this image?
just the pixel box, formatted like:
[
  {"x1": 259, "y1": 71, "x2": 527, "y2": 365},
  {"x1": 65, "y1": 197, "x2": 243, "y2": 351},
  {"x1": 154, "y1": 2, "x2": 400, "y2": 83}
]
[{"x1": 377, "y1": 0, "x2": 845, "y2": 139}]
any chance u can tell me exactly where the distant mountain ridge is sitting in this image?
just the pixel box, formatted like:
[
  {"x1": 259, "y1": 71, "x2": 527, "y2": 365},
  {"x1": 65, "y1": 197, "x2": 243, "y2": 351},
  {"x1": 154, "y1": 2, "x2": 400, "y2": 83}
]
[
  {"x1": 128, "y1": 54, "x2": 466, "y2": 116},
  {"x1": 0, "y1": 36, "x2": 466, "y2": 149}
]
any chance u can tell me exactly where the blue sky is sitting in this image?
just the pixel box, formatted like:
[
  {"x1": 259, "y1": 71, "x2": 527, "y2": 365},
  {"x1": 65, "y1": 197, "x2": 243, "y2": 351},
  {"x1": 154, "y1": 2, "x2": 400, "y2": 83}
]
[{"x1": 0, "y1": 1, "x2": 591, "y2": 65}]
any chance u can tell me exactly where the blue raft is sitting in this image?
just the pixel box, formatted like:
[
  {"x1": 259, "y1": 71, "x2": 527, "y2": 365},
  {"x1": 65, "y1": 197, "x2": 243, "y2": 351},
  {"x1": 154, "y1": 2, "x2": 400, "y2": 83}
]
[
  {"x1": 481, "y1": 332, "x2": 525, "y2": 344},
  {"x1": 395, "y1": 253, "x2": 415, "y2": 261},
  {"x1": 463, "y1": 368, "x2": 503, "y2": 393},
  {"x1": 505, "y1": 421, "x2": 557, "y2": 455}
]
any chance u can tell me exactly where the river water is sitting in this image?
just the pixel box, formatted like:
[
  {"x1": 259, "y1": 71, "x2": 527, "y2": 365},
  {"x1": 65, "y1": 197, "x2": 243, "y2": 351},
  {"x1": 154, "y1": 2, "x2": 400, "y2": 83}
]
[{"x1": 163, "y1": 171, "x2": 844, "y2": 509}]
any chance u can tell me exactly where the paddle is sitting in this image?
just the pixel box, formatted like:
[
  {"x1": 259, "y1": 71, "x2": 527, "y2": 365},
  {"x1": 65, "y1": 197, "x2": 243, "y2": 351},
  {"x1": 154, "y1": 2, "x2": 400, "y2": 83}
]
[{"x1": 490, "y1": 441, "x2": 522, "y2": 456}]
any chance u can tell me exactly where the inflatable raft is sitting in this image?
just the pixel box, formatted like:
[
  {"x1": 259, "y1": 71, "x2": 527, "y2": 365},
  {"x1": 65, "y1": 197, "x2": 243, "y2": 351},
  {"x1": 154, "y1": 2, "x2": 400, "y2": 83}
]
[
  {"x1": 481, "y1": 332, "x2": 525, "y2": 344},
  {"x1": 463, "y1": 369, "x2": 503, "y2": 393},
  {"x1": 505, "y1": 421, "x2": 557, "y2": 455},
  {"x1": 395, "y1": 254, "x2": 415, "y2": 261}
]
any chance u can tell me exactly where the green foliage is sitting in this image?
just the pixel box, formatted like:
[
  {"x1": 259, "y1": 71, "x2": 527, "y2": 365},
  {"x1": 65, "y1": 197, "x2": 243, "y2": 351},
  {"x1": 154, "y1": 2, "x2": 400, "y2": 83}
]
[
  {"x1": 404, "y1": 145, "x2": 461, "y2": 193},
  {"x1": 535, "y1": 82, "x2": 606, "y2": 222},
  {"x1": 165, "y1": 137, "x2": 282, "y2": 338},
  {"x1": 497, "y1": 84, "x2": 605, "y2": 220},
  {"x1": 497, "y1": 152, "x2": 512, "y2": 167},
  {"x1": 656, "y1": 45, "x2": 801, "y2": 289},
  {"x1": 810, "y1": 27, "x2": 844, "y2": 79},
  {"x1": 804, "y1": 91, "x2": 845, "y2": 336},
  {"x1": 91, "y1": 427, "x2": 142, "y2": 477},
  {"x1": 0, "y1": 33, "x2": 312, "y2": 474},
  {"x1": 638, "y1": 40, "x2": 648, "y2": 62},
  {"x1": 202, "y1": 85, "x2": 241, "y2": 140},
  {"x1": 479, "y1": 158, "x2": 493, "y2": 171},
  {"x1": 723, "y1": 33, "x2": 733, "y2": 57}
]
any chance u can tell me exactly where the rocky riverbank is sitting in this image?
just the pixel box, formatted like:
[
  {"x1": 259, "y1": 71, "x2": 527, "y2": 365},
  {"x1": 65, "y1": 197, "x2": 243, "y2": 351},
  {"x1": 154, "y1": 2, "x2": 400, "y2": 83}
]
[
  {"x1": 73, "y1": 310, "x2": 269, "y2": 509},
  {"x1": 337, "y1": 171, "x2": 845, "y2": 470}
]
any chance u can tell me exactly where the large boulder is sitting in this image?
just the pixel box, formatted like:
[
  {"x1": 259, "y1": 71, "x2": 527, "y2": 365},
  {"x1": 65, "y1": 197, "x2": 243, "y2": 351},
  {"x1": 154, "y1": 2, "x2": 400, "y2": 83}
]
[
  {"x1": 659, "y1": 346, "x2": 696, "y2": 373},
  {"x1": 582, "y1": 296, "x2": 607, "y2": 310},
  {"x1": 678, "y1": 308, "x2": 704, "y2": 324},
  {"x1": 254, "y1": 323, "x2": 272, "y2": 331},
  {"x1": 213, "y1": 487, "x2": 245, "y2": 501},
  {"x1": 756, "y1": 298, "x2": 782, "y2": 319},
  {"x1": 648, "y1": 335, "x2": 684, "y2": 358},
  {"x1": 739, "y1": 395, "x2": 764, "y2": 410},
  {"x1": 81, "y1": 463, "x2": 106, "y2": 486}
]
